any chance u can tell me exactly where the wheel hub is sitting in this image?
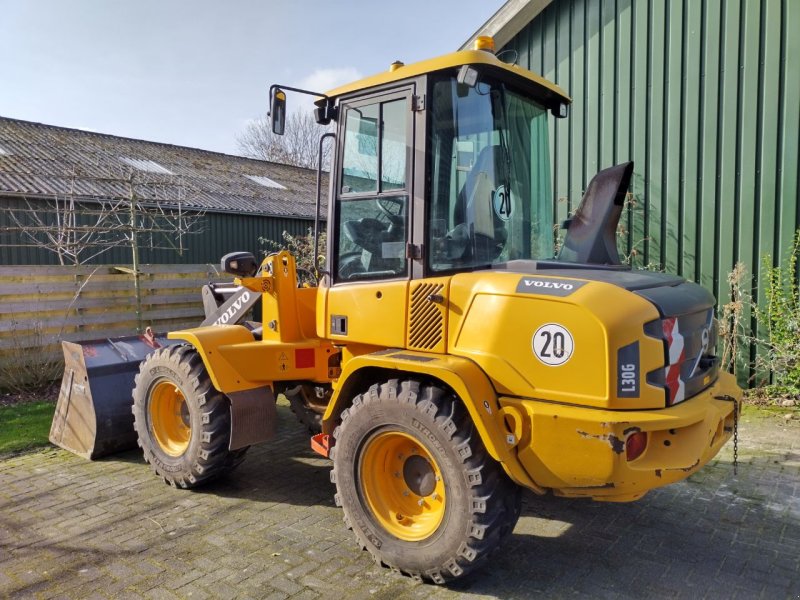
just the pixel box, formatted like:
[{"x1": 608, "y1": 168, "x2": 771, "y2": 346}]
[
  {"x1": 403, "y1": 454, "x2": 436, "y2": 497},
  {"x1": 360, "y1": 431, "x2": 446, "y2": 541},
  {"x1": 149, "y1": 381, "x2": 191, "y2": 457}
]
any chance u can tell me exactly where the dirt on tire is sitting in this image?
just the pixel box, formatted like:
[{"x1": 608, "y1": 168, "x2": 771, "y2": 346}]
[
  {"x1": 330, "y1": 379, "x2": 521, "y2": 584},
  {"x1": 132, "y1": 344, "x2": 247, "y2": 488}
]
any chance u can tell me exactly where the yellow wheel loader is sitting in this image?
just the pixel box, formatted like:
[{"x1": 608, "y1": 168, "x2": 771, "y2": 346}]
[{"x1": 58, "y1": 36, "x2": 742, "y2": 583}]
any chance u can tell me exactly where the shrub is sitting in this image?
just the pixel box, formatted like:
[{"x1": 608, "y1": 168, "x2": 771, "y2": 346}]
[
  {"x1": 260, "y1": 228, "x2": 327, "y2": 274},
  {"x1": 0, "y1": 320, "x2": 62, "y2": 395},
  {"x1": 719, "y1": 262, "x2": 749, "y2": 379},
  {"x1": 754, "y1": 229, "x2": 800, "y2": 397}
]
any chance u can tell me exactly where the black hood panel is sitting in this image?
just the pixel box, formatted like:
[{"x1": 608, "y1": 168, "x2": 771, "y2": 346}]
[
  {"x1": 635, "y1": 281, "x2": 715, "y2": 318},
  {"x1": 499, "y1": 260, "x2": 715, "y2": 316}
]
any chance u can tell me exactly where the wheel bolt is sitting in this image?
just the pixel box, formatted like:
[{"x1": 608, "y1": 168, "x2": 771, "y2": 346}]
[
  {"x1": 403, "y1": 490, "x2": 410, "y2": 497},
  {"x1": 418, "y1": 499, "x2": 425, "y2": 506},
  {"x1": 431, "y1": 493, "x2": 440, "y2": 501},
  {"x1": 394, "y1": 472, "x2": 400, "y2": 478}
]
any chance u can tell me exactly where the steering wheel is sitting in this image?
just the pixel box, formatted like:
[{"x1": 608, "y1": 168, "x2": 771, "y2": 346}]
[
  {"x1": 338, "y1": 251, "x2": 366, "y2": 279},
  {"x1": 376, "y1": 197, "x2": 405, "y2": 226}
]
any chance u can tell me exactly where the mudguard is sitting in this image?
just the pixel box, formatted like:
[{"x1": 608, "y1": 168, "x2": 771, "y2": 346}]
[{"x1": 322, "y1": 348, "x2": 543, "y2": 492}]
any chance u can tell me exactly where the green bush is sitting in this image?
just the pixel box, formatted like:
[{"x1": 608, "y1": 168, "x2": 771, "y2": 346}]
[
  {"x1": 754, "y1": 229, "x2": 800, "y2": 397},
  {"x1": 260, "y1": 228, "x2": 327, "y2": 274}
]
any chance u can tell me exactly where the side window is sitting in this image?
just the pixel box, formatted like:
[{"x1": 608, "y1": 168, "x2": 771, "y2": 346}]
[
  {"x1": 336, "y1": 96, "x2": 409, "y2": 281},
  {"x1": 342, "y1": 104, "x2": 379, "y2": 193}
]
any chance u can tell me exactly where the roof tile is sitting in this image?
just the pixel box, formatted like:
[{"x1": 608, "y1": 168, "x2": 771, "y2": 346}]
[{"x1": 0, "y1": 117, "x2": 327, "y2": 219}]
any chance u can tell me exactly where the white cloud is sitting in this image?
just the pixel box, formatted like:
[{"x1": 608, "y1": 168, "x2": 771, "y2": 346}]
[
  {"x1": 298, "y1": 67, "x2": 363, "y2": 94},
  {"x1": 287, "y1": 67, "x2": 363, "y2": 115}
]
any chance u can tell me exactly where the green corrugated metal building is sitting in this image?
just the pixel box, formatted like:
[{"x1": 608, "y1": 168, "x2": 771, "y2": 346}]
[{"x1": 467, "y1": 0, "x2": 799, "y2": 314}]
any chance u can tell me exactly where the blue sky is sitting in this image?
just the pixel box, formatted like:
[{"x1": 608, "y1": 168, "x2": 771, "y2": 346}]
[{"x1": 0, "y1": 1, "x2": 501, "y2": 155}]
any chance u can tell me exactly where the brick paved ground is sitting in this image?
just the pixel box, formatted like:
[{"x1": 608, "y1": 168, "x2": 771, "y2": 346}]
[{"x1": 1, "y1": 404, "x2": 798, "y2": 599}]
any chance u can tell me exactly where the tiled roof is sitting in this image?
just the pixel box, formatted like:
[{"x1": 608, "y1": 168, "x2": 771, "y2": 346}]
[{"x1": 0, "y1": 117, "x2": 327, "y2": 219}]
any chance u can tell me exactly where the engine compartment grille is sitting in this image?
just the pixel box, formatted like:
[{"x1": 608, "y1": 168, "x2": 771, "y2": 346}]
[{"x1": 408, "y1": 282, "x2": 445, "y2": 352}]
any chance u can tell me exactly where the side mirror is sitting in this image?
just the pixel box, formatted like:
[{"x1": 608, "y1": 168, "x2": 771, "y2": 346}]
[
  {"x1": 221, "y1": 252, "x2": 258, "y2": 277},
  {"x1": 270, "y1": 89, "x2": 286, "y2": 135}
]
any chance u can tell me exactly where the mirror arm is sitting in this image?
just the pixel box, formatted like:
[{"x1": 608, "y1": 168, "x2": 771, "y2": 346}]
[{"x1": 268, "y1": 84, "x2": 330, "y2": 115}]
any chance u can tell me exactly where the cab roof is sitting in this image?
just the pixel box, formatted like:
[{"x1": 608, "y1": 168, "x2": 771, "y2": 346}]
[{"x1": 323, "y1": 49, "x2": 571, "y2": 109}]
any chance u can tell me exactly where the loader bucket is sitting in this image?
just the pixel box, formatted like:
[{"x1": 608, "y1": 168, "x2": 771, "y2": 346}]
[{"x1": 49, "y1": 333, "x2": 180, "y2": 459}]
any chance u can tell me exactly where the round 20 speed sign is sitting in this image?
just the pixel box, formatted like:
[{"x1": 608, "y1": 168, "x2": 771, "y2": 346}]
[{"x1": 532, "y1": 323, "x2": 574, "y2": 366}]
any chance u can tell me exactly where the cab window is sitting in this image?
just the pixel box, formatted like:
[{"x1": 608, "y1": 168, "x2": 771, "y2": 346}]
[
  {"x1": 426, "y1": 76, "x2": 553, "y2": 272},
  {"x1": 336, "y1": 96, "x2": 409, "y2": 281}
]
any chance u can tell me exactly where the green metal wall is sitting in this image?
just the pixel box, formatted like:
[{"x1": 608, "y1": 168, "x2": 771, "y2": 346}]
[
  {"x1": 504, "y1": 0, "x2": 799, "y2": 313},
  {"x1": 0, "y1": 196, "x2": 316, "y2": 266}
]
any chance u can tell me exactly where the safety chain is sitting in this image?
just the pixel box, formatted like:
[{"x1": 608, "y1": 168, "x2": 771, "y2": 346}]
[
  {"x1": 716, "y1": 395, "x2": 739, "y2": 475},
  {"x1": 732, "y1": 398, "x2": 739, "y2": 475}
]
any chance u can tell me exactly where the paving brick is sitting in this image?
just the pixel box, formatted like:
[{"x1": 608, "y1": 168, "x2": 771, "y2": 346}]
[{"x1": 1, "y1": 407, "x2": 798, "y2": 599}]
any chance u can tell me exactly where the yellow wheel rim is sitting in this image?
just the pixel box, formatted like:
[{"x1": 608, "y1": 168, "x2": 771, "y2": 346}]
[
  {"x1": 360, "y1": 431, "x2": 446, "y2": 541},
  {"x1": 149, "y1": 381, "x2": 191, "y2": 457}
]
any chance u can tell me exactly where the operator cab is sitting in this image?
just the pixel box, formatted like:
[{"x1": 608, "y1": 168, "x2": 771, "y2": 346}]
[
  {"x1": 317, "y1": 40, "x2": 571, "y2": 285},
  {"x1": 267, "y1": 38, "x2": 572, "y2": 287}
]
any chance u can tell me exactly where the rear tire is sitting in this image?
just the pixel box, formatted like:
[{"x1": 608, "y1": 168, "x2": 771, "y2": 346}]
[
  {"x1": 281, "y1": 383, "x2": 325, "y2": 434},
  {"x1": 331, "y1": 379, "x2": 521, "y2": 583},
  {"x1": 132, "y1": 344, "x2": 247, "y2": 488}
]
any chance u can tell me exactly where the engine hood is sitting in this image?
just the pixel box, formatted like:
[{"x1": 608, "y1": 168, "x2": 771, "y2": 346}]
[
  {"x1": 497, "y1": 260, "x2": 715, "y2": 318},
  {"x1": 444, "y1": 263, "x2": 718, "y2": 409}
]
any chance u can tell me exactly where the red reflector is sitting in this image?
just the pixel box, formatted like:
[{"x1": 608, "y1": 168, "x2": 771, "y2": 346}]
[
  {"x1": 295, "y1": 348, "x2": 315, "y2": 369},
  {"x1": 311, "y1": 433, "x2": 331, "y2": 458},
  {"x1": 625, "y1": 431, "x2": 648, "y2": 461}
]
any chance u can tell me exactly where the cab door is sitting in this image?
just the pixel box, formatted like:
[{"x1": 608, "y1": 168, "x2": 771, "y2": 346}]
[{"x1": 324, "y1": 86, "x2": 415, "y2": 348}]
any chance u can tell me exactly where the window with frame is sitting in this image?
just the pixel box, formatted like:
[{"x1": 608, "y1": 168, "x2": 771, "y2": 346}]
[
  {"x1": 426, "y1": 76, "x2": 553, "y2": 273},
  {"x1": 336, "y1": 96, "x2": 409, "y2": 281}
]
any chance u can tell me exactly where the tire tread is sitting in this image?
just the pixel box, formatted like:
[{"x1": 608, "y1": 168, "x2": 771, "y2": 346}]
[
  {"x1": 331, "y1": 378, "x2": 521, "y2": 583},
  {"x1": 132, "y1": 344, "x2": 247, "y2": 489}
]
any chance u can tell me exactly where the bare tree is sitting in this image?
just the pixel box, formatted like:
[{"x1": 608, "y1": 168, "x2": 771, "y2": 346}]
[
  {"x1": 1, "y1": 166, "x2": 206, "y2": 266},
  {"x1": 0, "y1": 166, "x2": 207, "y2": 332},
  {"x1": 237, "y1": 111, "x2": 332, "y2": 170}
]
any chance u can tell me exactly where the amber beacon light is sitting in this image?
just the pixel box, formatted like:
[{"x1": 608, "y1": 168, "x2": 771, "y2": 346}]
[{"x1": 474, "y1": 35, "x2": 495, "y2": 52}]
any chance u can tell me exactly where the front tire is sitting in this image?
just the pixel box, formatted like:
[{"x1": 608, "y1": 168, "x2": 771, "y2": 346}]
[
  {"x1": 132, "y1": 345, "x2": 247, "y2": 488},
  {"x1": 331, "y1": 379, "x2": 521, "y2": 583}
]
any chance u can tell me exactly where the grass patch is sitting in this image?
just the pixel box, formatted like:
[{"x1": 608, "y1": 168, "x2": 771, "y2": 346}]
[
  {"x1": 741, "y1": 402, "x2": 798, "y2": 422},
  {"x1": 0, "y1": 401, "x2": 55, "y2": 454}
]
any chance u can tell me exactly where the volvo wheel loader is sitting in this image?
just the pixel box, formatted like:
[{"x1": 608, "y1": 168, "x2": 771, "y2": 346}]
[{"x1": 84, "y1": 37, "x2": 742, "y2": 583}]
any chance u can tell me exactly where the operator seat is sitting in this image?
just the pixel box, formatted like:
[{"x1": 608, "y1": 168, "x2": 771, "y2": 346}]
[
  {"x1": 558, "y1": 161, "x2": 633, "y2": 265},
  {"x1": 453, "y1": 144, "x2": 508, "y2": 263},
  {"x1": 342, "y1": 215, "x2": 405, "y2": 275},
  {"x1": 343, "y1": 218, "x2": 386, "y2": 256}
]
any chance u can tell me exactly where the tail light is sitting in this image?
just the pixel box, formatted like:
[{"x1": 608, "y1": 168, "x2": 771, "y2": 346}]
[{"x1": 625, "y1": 431, "x2": 648, "y2": 461}]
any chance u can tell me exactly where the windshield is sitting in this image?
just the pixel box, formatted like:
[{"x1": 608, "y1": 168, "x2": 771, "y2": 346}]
[{"x1": 426, "y1": 75, "x2": 553, "y2": 272}]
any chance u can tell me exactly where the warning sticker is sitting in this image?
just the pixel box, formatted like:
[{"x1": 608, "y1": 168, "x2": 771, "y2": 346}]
[{"x1": 532, "y1": 323, "x2": 574, "y2": 366}]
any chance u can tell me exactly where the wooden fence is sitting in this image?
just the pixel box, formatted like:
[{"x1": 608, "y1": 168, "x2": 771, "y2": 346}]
[{"x1": 0, "y1": 264, "x2": 229, "y2": 385}]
